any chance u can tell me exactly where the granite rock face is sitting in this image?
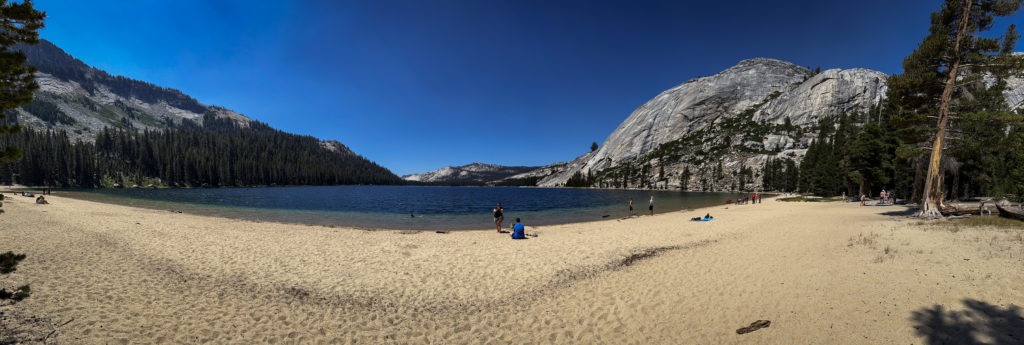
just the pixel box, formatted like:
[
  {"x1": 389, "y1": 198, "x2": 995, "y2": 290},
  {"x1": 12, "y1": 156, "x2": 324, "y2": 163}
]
[
  {"x1": 534, "y1": 58, "x2": 890, "y2": 187},
  {"x1": 403, "y1": 162, "x2": 541, "y2": 184},
  {"x1": 582, "y1": 58, "x2": 810, "y2": 171},
  {"x1": 10, "y1": 39, "x2": 253, "y2": 142},
  {"x1": 1006, "y1": 76, "x2": 1024, "y2": 110},
  {"x1": 753, "y1": 68, "x2": 887, "y2": 127},
  {"x1": 528, "y1": 57, "x2": 1024, "y2": 189}
]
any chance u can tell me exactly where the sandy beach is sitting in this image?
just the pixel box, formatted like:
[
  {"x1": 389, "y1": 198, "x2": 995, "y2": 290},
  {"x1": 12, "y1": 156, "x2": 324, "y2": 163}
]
[{"x1": 1, "y1": 194, "x2": 1022, "y2": 344}]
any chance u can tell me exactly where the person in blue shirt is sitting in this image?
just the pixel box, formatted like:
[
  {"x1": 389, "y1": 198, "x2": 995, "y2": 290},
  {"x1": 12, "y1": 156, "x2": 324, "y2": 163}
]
[{"x1": 511, "y1": 218, "x2": 526, "y2": 239}]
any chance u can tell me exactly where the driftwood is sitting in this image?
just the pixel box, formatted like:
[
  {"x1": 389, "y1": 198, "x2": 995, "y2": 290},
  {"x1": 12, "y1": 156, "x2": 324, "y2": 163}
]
[
  {"x1": 941, "y1": 198, "x2": 998, "y2": 217},
  {"x1": 736, "y1": 320, "x2": 771, "y2": 334},
  {"x1": 995, "y1": 203, "x2": 1024, "y2": 222},
  {"x1": 941, "y1": 206, "x2": 981, "y2": 216}
]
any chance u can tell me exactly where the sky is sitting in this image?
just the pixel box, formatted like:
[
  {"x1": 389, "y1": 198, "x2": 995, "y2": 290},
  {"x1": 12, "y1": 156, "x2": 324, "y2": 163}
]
[{"x1": 33, "y1": 0, "x2": 1024, "y2": 175}]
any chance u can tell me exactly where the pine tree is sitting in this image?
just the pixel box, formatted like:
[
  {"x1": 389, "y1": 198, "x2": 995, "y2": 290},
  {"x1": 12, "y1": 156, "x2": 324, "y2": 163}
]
[
  {"x1": 848, "y1": 123, "x2": 896, "y2": 196},
  {"x1": 888, "y1": 0, "x2": 1024, "y2": 217},
  {"x1": 0, "y1": 0, "x2": 43, "y2": 308},
  {"x1": 0, "y1": 1, "x2": 45, "y2": 164},
  {"x1": 679, "y1": 166, "x2": 691, "y2": 190}
]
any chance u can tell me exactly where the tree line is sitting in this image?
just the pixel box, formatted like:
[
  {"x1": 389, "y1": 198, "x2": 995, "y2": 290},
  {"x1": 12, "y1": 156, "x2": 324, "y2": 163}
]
[{"x1": 0, "y1": 115, "x2": 402, "y2": 187}]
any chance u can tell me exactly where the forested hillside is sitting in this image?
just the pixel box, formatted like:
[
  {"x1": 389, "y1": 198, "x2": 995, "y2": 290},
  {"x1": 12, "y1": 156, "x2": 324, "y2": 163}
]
[
  {"x1": 1, "y1": 114, "x2": 401, "y2": 187},
  {"x1": 0, "y1": 39, "x2": 403, "y2": 187}
]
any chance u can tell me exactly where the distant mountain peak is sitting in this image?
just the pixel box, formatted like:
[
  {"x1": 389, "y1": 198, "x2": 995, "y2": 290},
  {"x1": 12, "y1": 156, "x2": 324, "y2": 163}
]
[{"x1": 402, "y1": 162, "x2": 541, "y2": 184}]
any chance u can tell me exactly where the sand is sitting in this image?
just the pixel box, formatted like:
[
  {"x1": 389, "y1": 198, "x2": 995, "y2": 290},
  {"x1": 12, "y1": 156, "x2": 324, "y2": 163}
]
[{"x1": 1, "y1": 193, "x2": 1022, "y2": 344}]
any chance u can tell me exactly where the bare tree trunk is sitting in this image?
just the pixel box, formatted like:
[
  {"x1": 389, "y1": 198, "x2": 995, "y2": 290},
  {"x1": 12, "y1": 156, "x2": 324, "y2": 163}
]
[
  {"x1": 918, "y1": 0, "x2": 972, "y2": 218},
  {"x1": 911, "y1": 157, "x2": 924, "y2": 203}
]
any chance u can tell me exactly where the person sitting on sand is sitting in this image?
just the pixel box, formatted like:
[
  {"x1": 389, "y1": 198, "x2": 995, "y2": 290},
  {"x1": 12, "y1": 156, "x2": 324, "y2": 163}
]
[
  {"x1": 511, "y1": 218, "x2": 526, "y2": 239},
  {"x1": 35, "y1": 195, "x2": 48, "y2": 204}
]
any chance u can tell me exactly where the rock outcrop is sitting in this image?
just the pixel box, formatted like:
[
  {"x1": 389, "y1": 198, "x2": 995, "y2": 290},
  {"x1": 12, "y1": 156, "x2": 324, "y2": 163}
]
[
  {"x1": 402, "y1": 162, "x2": 541, "y2": 184},
  {"x1": 9, "y1": 39, "x2": 253, "y2": 142},
  {"x1": 531, "y1": 58, "x2": 888, "y2": 188},
  {"x1": 524, "y1": 57, "x2": 1024, "y2": 190}
]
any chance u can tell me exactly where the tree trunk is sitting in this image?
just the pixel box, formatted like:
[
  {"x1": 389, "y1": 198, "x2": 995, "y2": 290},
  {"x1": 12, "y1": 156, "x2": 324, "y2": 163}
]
[
  {"x1": 911, "y1": 157, "x2": 924, "y2": 203},
  {"x1": 918, "y1": 0, "x2": 972, "y2": 218}
]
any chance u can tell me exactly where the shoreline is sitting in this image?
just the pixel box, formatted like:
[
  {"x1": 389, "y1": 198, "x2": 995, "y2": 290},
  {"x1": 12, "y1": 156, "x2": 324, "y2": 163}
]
[
  {"x1": 51, "y1": 188, "x2": 750, "y2": 232},
  {"x1": 2, "y1": 194, "x2": 1021, "y2": 344}
]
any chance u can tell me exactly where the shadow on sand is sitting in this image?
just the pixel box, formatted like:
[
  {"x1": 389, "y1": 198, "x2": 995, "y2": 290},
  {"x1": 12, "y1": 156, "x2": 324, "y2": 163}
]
[
  {"x1": 878, "y1": 206, "x2": 917, "y2": 217},
  {"x1": 911, "y1": 299, "x2": 1024, "y2": 345}
]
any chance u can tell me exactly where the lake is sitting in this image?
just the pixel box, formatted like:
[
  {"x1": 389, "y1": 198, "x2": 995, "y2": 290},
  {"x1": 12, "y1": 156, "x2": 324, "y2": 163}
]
[{"x1": 61, "y1": 186, "x2": 754, "y2": 230}]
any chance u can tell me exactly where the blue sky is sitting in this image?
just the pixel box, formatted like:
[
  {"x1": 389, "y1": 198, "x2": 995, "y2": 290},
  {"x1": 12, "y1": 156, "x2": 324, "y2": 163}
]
[{"x1": 34, "y1": 0, "x2": 1024, "y2": 175}]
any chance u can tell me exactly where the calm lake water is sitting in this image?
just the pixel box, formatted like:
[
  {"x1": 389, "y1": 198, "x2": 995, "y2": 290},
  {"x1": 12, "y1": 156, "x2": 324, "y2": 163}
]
[{"x1": 61, "y1": 186, "x2": 752, "y2": 230}]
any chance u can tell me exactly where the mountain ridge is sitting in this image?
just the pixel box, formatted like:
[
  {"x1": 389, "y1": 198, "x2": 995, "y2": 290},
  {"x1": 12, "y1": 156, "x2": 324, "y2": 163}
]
[
  {"x1": 402, "y1": 162, "x2": 541, "y2": 185},
  {"x1": 10, "y1": 39, "x2": 254, "y2": 141},
  {"x1": 2, "y1": 39, "x2": 401, "y2": 187}
]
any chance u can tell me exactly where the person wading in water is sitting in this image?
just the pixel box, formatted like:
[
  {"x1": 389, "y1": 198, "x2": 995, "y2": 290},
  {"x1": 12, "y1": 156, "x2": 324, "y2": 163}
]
[{"x1": 493, "y1": 203, "x2": 504, "y2": 233}]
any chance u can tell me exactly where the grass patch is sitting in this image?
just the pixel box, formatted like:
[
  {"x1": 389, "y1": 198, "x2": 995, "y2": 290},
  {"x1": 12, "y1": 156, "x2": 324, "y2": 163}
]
[
  {"x1": 873, "y1": 245, "x2": 898, "y2": 263},
  {"x1": 778, "y1": 196, "x2": 844, "y2": 202},
  {"x1": 954, "y1": 216, "x2": 1024, "y2": 229},
  {"x1": 918, "y1": 216, "x2": 1024, "y2": 233},
  {"x1": 848, "y1": 232, "x2": 880, "y2": 249}
]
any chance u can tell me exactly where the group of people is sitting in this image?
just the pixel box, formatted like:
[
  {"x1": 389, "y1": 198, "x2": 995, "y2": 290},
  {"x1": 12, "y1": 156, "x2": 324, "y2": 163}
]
[
  {"x1": 879, "y1": 190, "x2": 895, "y2": 205},
  {"x1": 726, "y1": 193, "x2": 762, "y2": 205},
  {"x1": 492, "y1": 196, "x2": 660, "y2": 239},
  {"x1": 492, "y1": 203, "x2": 526, "y2": 239},
  {"x1": 859, "y1": 189, "x2": 897, "y2": 206},
  {"x1": 627, "y1": 196, "x2": 655, "y2": 217}
]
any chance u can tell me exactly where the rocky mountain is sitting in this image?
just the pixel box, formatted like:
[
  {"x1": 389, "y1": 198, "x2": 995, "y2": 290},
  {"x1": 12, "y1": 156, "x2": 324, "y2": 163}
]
[
  {"x1": 402, "y1": 162, "x2": 541, "y2": 184},
  {"x1": 7, "y1": 39, "x2": 254, "y2": 142},
  {"x1": 497, "y1": 57, "x2": 1023, "y2": 189},
  {"x1": 525, "y1": 58, "x2": 887, "y2": 188},
  {"x1": 2, "y1": 39, "x2": 403, "y2": 186}
]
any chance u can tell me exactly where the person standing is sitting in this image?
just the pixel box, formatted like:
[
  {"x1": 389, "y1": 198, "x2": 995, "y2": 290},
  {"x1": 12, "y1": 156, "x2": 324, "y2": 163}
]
[
  {"x1": 628, "y1": 199, "x2": 634, "y2": 217},
  {"x1": 648, "y1": 196, "x2": 654, "y2": 215},
  {"x1": 493, "y1": 203, "x2": 504, "y2": 233}
]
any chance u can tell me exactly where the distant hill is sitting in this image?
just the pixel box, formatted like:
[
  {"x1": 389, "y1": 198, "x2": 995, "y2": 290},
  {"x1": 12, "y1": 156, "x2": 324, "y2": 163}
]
[
  {"x1": 402, "y1": 162, "x2": 541, "y2": 185},
  {"x1": 1, "y1": 39, "x2": 401, "y2": 187},
  {"x1": 9, "y1": 39, "x2": 253, "y2": 141}
]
